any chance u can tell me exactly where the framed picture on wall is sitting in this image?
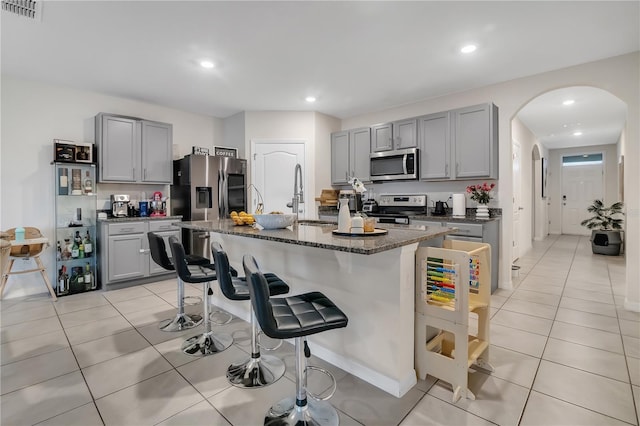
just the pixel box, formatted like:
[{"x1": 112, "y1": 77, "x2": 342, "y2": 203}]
[{"x1": 541, "y1": 157, "x2": 548, "y2": 198}]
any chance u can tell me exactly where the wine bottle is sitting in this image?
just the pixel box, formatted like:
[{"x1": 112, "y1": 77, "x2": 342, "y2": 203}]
[
  {"x1": 83, "y1": 171, "x2": 93, "y2": 194},
  {"x1": 83, "y1": 231, "x2": 92, "y2": 257},
  {"x1": 85, "y1": 263, "x2": 94, "y2": 290},
  {"x1": 71, "y1": 238, "x2": 79, "y2": 259}
]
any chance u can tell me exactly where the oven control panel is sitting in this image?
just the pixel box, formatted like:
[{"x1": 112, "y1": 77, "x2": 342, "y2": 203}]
[{"x1": 378, "y1": 194, "x2": 427, "y2": 207}]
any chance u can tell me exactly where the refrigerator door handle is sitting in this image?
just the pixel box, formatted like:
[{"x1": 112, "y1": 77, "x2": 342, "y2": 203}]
[{"x1": 218, "y1": 171, "x2": 225, "y2": 218}]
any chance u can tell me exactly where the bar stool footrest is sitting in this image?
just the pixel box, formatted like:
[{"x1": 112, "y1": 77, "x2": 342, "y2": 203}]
[
  {"x1": 181, "y1": 331, "x2": 233, "y2": 356},
  {"x1": 265, "y1": 396, "x2": 339, "y2": 426},
  {"x1": 159, "y1": 313, "x2": 203, "y2": 332},
  {"x1": 226, "y1": 354, "x2": 285, "y2": 388}
]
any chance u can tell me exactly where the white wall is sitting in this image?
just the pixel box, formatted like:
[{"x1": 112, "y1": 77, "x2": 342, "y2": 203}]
[
  {"x1": 0, "y1": 76, "x2": 222, "y2": 298},
  {"x1": 512, "y1": 117, "x2": 537, "y2": 255},
  {"x1": 222, "y1": 112, "x2": 246, "y2": 157},
  {"x1": 244, "y1": 111, "x2": 339, "y2": 217},
  {"x1": 342, "y1": 52, "x2": 639, "y2": 306},
  {"x1": 547, "y1": 144, "x2": 619, "y2": 234}
]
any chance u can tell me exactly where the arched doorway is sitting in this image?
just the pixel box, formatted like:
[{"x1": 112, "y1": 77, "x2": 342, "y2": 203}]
[{"x1": 512, "y1": 86, "x2": 627, "y2": 250}]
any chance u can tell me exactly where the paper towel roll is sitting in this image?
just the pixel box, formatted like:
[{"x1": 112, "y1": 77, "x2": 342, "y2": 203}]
[{"x1": 452, "y1": 193, "x2": 466, "y2": 217}]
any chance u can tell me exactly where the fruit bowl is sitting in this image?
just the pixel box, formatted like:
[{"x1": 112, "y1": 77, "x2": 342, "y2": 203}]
[{"x1": 253, "y1": 214, "x2": 296, "y2": 230}]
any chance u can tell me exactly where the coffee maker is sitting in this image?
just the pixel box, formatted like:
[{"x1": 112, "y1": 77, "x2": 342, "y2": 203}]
[{"x1": 111, "y1": 194, "x2": 130, "y2": 217}]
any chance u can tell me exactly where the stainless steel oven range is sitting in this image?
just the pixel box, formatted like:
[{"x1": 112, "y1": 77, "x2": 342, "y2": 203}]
[{"x1": 366, "y1": 194, "x2": 427, "y2": 225}]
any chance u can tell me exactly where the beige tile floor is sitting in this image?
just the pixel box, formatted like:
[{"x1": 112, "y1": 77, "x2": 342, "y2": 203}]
[{"x1": 1, "y1": 235, "x2": 638, "y2": 425}]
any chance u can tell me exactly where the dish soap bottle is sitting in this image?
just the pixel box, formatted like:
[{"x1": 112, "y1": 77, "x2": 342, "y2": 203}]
[{"x1": 337, "y1": 198, "x2": 351, "y2": 233}]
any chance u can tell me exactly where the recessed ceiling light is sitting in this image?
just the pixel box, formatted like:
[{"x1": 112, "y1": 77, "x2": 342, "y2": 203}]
[
  {"x1": 200, "y1": 60, "x2": 215, "y2": 69},
  {"x1": 460, "y1": 44, "x2": 477, "y2": 54},
  {"x1": 563, "y1": 99, "x2": 575, "y2": 106},
  {"x1": 573, "y1": 131, "x2": 583, "y2": 136},
  {"x1": 305, "y1": 96, "x2": 316, "y2": 103}
]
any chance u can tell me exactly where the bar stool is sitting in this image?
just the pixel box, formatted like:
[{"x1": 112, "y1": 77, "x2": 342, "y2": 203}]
[
  {"x1": 211, "y1": 242, "x2": 290, "y2": 388},
  {"x1": 169, "y1": 236, "x2": 232, "y2": 356},
  {"x1": 243, "y1": 255, "x2": 348, "y2": 426},
  {"x1": 147, "y1": 232, "x2": 210, "y2": 331}
]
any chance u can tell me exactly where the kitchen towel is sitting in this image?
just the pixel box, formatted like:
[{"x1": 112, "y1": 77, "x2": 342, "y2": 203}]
[{"x1": 452, "y1": 193, "x2": 466, "y2": 217}]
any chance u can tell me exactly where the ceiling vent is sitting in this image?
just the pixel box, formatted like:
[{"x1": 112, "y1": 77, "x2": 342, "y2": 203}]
[{"x1": 1, "y1": 0, "x2": 42, "y2": 20}]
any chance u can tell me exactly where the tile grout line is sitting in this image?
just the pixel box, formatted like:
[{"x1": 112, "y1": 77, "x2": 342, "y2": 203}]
[{"x1": 515, "y1": 234, "x2": 580, "y2": 425}]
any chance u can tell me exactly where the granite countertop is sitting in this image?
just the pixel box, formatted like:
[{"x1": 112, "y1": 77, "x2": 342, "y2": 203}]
[
  {"x1": 410, "y1": 214, "x2": 501, "y2": 224},
  {"x1": 173, "y1": 219, "x2": 454, "y2": 255},
  {"x1": 98, "y1": 215, "x2": 183, "y2": 223},
  {"x1": 317, "y1": 209, "x2": 500, "y2": 224}
]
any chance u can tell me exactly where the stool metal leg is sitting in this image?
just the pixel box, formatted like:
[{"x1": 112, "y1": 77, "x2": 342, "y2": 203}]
[
  {"x1": 264, "y1": 337, "x2": 339, "y2": 426},
  {"x1": 159, "y1": 277, "x2": 203, "y2": 332},
  {"x1": 226, "y1": 309, "x2": 285, "y2": 388},
  {"x1": 181, "y1": 281, "x2": 233, "y2": 356}
]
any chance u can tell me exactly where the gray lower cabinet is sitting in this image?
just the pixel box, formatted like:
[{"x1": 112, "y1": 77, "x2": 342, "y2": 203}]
[
  {"x1": 413, "y1": 218, "x2": 500, "y2": 293},
  {"x1": 100, "y1": 220, "x2": 180, "y2": 286},
  {"x1": 96, "y1": 113, "x2": 173, "y2": 184},
  {"x1": 331, "y1": 127, "x2": 371, "y2": 184},
  {"x1": 419, "y1": 103, "x2": 498, "y2": 181}
]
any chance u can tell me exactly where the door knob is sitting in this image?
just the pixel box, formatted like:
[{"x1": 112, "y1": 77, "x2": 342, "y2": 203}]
[{"x1": 519, "y1": 207, "x2": 524, "y2": 210}]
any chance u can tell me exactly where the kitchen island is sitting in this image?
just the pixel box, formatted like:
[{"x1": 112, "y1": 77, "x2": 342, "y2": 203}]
[{"x1": 175, "y1": 219, "x2": 454, "y2": 397}]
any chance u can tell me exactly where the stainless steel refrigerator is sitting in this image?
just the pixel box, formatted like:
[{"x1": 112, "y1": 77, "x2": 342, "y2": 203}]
[{"x1": 171, "y1": 154, "x2": 247, "y2": 258}]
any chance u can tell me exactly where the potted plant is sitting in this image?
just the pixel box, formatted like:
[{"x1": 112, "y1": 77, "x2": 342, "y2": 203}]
[{"x1": 580, "y1": 199, "x2": 624, "y2": 255}]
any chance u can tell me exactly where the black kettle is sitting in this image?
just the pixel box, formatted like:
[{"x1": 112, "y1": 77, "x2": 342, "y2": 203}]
[{"x1": 433, "y1": 201, "x2": 448, "y2": 216}]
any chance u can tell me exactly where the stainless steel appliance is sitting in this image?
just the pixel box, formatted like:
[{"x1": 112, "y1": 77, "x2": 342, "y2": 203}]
[
  {"x1": 367, "y1": 194, "x2": 427, "y2": 224},
  {"x1": 110, "y1": 194, "x2": 130, "y2": 217},
  {"x1": 362, "y1": 199, "x2": 379, "y2": 213},
  {"x1": 171, "y1": 154, "x2": 247, "y2": 258},
  {"x1": 369, "y1": 148, "x2": 419, "y2": 181}
]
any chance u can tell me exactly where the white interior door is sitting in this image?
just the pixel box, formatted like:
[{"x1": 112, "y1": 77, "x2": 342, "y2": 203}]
[
  {"x1": 251, "y1": 140, "x2": 306, "y2": 218},
  {"x1": 512, "y1": 140, "x2": 522, "y2": 262},
  {"x1": 561, "y1": 158, "x2": 603, "y2": 235}
]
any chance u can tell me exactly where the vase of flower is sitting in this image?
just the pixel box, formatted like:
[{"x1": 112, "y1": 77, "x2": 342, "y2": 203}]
[
  {"x1": 476, "y1": 204, "x2": 490, "y2": 218},
  {"x1": 467, "y1": 182, "x2": 495, "y2": 219}
]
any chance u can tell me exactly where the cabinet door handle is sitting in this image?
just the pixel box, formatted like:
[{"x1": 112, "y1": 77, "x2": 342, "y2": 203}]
[
  {"x1": 143, "y1": 168, "x2": 147, "y2": 180},
  {"x1": 456, "y1": 163, "x2": 459, "y2": 175},
  {"x1": 132, "y1": 168, "x2": 135, "y2": 179},
  {"x1": 445, "y1": 164, "x2": 449, "y2": 176},
  {"x1": 121, "y1": 227, "x2": 134, "y2": 232},
  {"x1": 139, "y1": 248, "x2": 150, "y2": 254}
]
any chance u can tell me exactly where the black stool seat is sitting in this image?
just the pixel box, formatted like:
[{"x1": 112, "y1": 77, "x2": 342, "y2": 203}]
[
  {"x1": 211, "y1": 242, "x2": 291, "y2": 388},
  {"x1": 169, "y1": 236, "x2": 233, "y2": 356},
  {"x1": 244, "y1": 254, "x2": 348, "y2": 426},
  {"x1": 260, "y1": 292, "x2": 348, "y2": 339},
  {"x1": 148, "y1": 232, "x2": 208, "y2": 332}
]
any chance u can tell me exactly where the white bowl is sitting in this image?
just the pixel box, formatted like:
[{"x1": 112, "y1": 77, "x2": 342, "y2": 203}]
[{"x1": 253, "y1": 214, "x2": 296, "y2": 229}]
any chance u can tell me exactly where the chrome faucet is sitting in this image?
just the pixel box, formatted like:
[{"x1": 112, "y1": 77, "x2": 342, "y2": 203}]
[{"x1": 286, "y1": 163, "x2": 304, "y2": 220}]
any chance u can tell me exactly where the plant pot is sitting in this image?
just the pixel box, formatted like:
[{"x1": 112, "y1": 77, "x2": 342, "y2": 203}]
[{"x1": 590, "y1": 230, "x2": 622, "y2": 256}]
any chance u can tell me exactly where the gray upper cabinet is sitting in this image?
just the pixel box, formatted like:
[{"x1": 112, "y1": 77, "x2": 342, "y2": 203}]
[
  {"x1": 452, "y1": 103, "x2": 498, "y2": 179},
  {"x1": 96, "y1": 113, "x2": 173, "y2": 184},
  {"x1": 331, "y1": 131, "x2": 350, "y2": 184},
  {"x1": 371, "y1": 120, "x2": 417, "y2": 152},
  {"x1": 392, "y1": 119, "x2": 418, "y2": 150},
  {"x1": 141, "y1": 120, "x2": 172, "y2": 183},
  {"x1": 418, "y1": 112, "x2": 451, "y2": 180},
  {"x1": 331, "y1": 127, "x2": 371, "y2": 184},
  {"x1": 370, "y1": 123, "x2": 393, "y2": 152},
  {"x1": 97, "y1": 115, "x2": 138, "y2": 182},
  {"x1": 419, "y1": 103, "x2": 498, "y2": 181}
]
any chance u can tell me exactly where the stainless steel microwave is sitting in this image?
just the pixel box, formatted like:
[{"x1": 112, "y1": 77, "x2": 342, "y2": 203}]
[{"x1": 370, "y1": 148, "x2": 419, "y2": 181}]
